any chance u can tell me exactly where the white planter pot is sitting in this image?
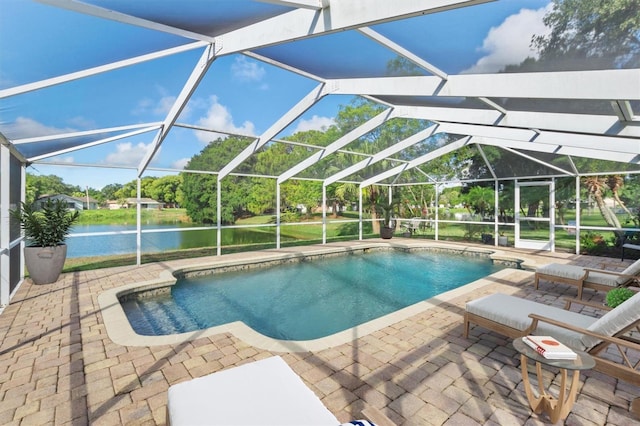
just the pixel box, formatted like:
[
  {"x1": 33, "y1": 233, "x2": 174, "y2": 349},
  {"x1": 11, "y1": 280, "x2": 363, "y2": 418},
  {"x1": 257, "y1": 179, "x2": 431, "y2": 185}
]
[
  {"x1": 498, "y1": 236, "x2": 508, "y2": 247},
  {"x1": 24, "y1": 244, "x2": 67, "y2": 284}
]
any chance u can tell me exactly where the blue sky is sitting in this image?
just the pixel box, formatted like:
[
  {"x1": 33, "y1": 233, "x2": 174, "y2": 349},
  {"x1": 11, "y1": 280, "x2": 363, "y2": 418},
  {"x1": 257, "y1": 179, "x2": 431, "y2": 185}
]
[{"x1": 1, "y1": 0, "x2": 551, "y2": 190}]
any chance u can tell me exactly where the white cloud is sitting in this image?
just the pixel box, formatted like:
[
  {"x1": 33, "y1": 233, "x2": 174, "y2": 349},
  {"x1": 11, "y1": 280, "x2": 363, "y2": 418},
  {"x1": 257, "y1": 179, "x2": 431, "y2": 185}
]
[
  {"x1": 58, "y1": 156, "x2": 75, "y2": 163},
  {"x1": 172, "y1": 158, "x2": 190, "y2": 169},
  {"x1": 195, "y1": 95, "x2": 256, "y2": 142},
  {"x1": 104, "y1": 141, "x2": 156, "y2": 166},
  {"x1": 463, "y1": 5, "x2": 552, "y2": 74},
  {"x1": 154, "y1": 95, "x2": 178, "y2": 116},
  {"x1": 132, "y1": 87, "x2": 190, "y2": 118},
  {"x1": 231, "y1": 56, "x2": 266, "y2": 82},
  {"x1": 0, "y1": 116, "x2": 75, "y2": 139},
  {"x1": 67, "y1": 116, "x2": 96, "y2": 129},
  {"x1": 292, "y1": 115, "x2": 335, "y2": 133}
]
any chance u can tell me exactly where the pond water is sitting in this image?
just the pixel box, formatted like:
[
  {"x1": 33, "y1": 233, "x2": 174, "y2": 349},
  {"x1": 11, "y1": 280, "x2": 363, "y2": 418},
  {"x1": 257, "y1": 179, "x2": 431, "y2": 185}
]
[{"x1": 65, "y1": 224, "x2": 288, "y2": 258}]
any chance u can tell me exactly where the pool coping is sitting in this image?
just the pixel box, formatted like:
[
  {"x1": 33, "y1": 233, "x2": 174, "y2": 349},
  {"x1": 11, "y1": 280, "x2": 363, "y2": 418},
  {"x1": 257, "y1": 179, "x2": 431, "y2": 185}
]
[{"x1": 98, "y1": 241, "x2": 533, "y2": 352}]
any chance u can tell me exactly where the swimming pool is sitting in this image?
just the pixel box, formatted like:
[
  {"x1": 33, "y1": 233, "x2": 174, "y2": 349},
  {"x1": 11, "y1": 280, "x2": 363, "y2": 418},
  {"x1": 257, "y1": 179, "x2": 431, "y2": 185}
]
[{"x1": 120, "y1": 248, "x2": 505, "y2": 341}]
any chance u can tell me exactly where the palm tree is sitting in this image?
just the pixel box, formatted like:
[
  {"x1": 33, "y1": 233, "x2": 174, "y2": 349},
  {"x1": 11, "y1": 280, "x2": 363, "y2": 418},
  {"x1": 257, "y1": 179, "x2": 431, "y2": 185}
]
[
  {"x1": 583, "y1": 176, "x2": 622, "y2": 230},
  {"x1": 606, "y1": 175, "x2": 634, "y2": 217}
]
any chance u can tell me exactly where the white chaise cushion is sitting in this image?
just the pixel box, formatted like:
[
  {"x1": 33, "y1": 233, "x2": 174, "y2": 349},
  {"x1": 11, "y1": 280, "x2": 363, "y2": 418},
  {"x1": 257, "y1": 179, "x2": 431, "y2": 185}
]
[
  {"x1": 536, "y1": 264, "x2": 586, "y2": 281},
  {"x1": 466, "y1": 293, "x2": 597, "y2": 350},
  {"x1": 584, "y1": 290, "x2": 640, "y2": 348},
  {"x1": 618, "y1": 259, "x2": 640, "y2": 285},
  {"x1": 167, "y1": 356, "x2": 339, "y2": 426},
  {"x1": 537, "y1": 263, "x2": 620, "y2": 287}
]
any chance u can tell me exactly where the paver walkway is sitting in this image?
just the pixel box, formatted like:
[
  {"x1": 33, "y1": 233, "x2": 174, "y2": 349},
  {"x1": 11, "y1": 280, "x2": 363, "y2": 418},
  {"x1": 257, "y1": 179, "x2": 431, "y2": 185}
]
[{"x1": 0, "y1": 241, "x2": 638, "y2": 425}]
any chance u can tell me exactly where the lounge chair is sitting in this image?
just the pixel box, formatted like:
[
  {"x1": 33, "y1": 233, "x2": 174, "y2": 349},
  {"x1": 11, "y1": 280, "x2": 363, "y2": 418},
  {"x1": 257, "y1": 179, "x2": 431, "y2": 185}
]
[
  {"x1": 534, "y1": 258, "x2": 640, "y2": 299},
  {"x1": 463, "y1": 292, "x2": 640, "y2": 414},
  {"x1": 166, "y1": 356, "x2": 394, "y2": 426}
]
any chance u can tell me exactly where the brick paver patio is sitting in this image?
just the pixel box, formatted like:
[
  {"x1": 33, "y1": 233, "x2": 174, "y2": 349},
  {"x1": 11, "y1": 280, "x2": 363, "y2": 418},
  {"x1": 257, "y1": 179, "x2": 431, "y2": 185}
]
[{"x1": 0, "y1": 241, "x2": 638, "y2": 425}]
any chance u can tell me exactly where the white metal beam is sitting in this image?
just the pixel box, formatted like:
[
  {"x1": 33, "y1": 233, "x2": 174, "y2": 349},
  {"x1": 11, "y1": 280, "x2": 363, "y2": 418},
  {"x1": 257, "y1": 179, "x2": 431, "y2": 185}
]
[
  {"x1": 330, "y1": 69, "x2": 640, "y2": 100},
  {"x1": 357, "y1": 27, "x2": 448, "y2": 80},
  {"x1": 28, "y1": 126, "x2": 160, "y2": 162},
  {"x1": 242, "y1": 52, "x2": 326, "y2": 83},
  {"x1": 219, "y1": 83, "x2": 329, "y2": 180},
  {"x1": 278, "y1": 107, "x2": 397, "y2": 183},
  {"x1": 325, "y1": 124, "x2": 439, "y2": 185},
  {"x1": 0, "y1": 132, "x2": 27, "y2": 163},
  {"x1": 497, "y1": 145, "x2": 574, "y2": 176},
  {"x1": 138, "y1": 45, "x2": 217, "y2": 175},
  {"x1": 36, "y1": 0, "x2": 216, "y2": 42},
  {"x1": 402, "y1": 105, "x2": 640, "y2": 138},
  {"x1": 361, "y1": 136, "x2": 471, "y2": 187},
  {"x1": 476, "y1": 144, "x2": 497, "y2": 180},
  {"x1": 611, "y1": 100, "x2": 636, "y2": 122},
  {"x1": 215, "y1": 0, "x2": 493, "y2": 55},
  {"x1": 255, "y1": 0, "x2": 326, "y2": 10},
  {"x1": 429, "y1": 122, "x2": 640, "y2": 156},
  {"x1": 12, "y1": 123, "x2": 162, "y2": 145},
  {"x1": 473, "y1": 136, "x2": 639, "y2": 164},
  {"x1": 0, "y1": 139, "x2": 11, "y2": 306},
  {"x1": 0, "y1": 42, "x2": 208, "y2": 99}
]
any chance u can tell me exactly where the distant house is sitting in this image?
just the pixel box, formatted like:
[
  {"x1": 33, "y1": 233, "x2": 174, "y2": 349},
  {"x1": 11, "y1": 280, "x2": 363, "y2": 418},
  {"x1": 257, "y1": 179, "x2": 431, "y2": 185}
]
[
  {"x1": 125, "y1": 198, "x2": 163, "y2": 210},
  {"x1": 106, "y1": 200, "x2": 127, "y2": 210},
  {"x1": 105, "y1": 198, "x2": 162, "y2": 210},
  {"x1": 34, "y1": 194, "x2": 98, "y2": 211},
  {"x1": 105, "y1": 198, "x2": 164, "y2": 210}
]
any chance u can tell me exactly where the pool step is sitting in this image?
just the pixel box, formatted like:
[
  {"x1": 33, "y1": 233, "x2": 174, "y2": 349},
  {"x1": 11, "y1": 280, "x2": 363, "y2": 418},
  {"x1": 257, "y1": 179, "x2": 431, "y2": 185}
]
[
  {"x1": 122, "y1": 296, "x2": 201, "y2": 335},
  {"x1": 137, "y1": 297, "x2": 200, "y2": 334},
  {"x1": 120, "y1": 299, "x2": 157, "y2": 335}
]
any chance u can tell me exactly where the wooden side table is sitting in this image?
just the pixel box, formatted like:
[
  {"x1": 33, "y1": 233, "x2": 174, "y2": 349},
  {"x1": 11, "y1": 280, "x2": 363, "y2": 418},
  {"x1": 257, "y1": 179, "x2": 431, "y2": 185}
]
[{"x1": 513, "y1": 337, "x2": 596, "y2": 423}]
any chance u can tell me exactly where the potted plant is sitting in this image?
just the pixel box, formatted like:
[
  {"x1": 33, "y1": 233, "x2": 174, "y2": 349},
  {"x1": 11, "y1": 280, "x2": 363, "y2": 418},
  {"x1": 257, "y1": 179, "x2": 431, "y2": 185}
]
[
  {"x1": 498, "y1": 232, "x2": 508, "y2": 247},
  {"x1": 11, "y1": 199, "x2": 80, "y2": 284},
  {"x1": 376, "y1": 200, "x2": 399, "y2": 239}
]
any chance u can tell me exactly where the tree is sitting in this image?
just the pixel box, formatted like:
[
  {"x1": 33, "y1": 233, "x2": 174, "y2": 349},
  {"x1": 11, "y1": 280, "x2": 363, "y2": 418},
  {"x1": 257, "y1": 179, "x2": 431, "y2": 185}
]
[
  {"x1": 25, "y1": 173, "x2": 80, "y2": 205},
  {"x1": 281, "y1": 180, "x2": 322, "y2": 219},
  {"x1": 246, "y1": 178, "x2": 276, "y2": 216},
  {"x1": 463, "y1": 186, "x2": 495, "y2": 218},
  {"x1": 533, "y1": 0, "x2": 640, "y2": 69},
  {"x1": 583, "y1": 176, "x2": 622, "y2": 229},
  {"x1": 181, "y1": 136, "x2": 257, "y2": 224},
  {"x1": 148, "y1": 175, "x2": 183, "y2": 207},
  {"x1": 606, "y1": 175, "x2": 634, "y2": 216},
  {"x1": 439, "y1": 187, "x2": 461, "y2": 208},
  {"x1": 101, "y1": 183, "x2": 123, "y2": 201}
]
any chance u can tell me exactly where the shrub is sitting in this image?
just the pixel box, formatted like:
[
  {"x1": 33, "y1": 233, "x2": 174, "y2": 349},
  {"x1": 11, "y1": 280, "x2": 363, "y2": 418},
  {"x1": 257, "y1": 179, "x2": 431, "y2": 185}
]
[
  {"x1": 580, "y1": 232, "x2": 607, "y2": 255},
  {"x1": 605, "y1": 287, "x2": 635, "y2": 308}
]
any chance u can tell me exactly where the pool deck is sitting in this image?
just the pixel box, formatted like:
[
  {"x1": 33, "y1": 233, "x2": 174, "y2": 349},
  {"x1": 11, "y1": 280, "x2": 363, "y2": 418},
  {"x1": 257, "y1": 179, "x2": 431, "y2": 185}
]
[{"x1": 0, "y1": 240, "x2": 638, "y2": 425}]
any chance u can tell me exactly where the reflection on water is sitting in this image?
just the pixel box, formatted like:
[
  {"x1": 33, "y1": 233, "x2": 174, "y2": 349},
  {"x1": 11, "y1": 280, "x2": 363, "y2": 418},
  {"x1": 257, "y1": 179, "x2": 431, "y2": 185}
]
[{"x1": 66, "y1": 224, "x2": 286, "y2": 258}]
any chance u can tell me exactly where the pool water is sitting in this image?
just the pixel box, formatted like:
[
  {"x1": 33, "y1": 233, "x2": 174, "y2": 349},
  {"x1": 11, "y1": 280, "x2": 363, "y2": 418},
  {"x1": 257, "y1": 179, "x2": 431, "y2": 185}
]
[{"x1": 122, "y1": 250, "x2": 503, "y2": 340}]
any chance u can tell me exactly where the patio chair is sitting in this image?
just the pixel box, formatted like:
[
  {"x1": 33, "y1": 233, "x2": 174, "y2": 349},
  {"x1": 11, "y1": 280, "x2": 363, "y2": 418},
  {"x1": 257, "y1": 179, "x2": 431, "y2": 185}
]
[
  {"x1": 401, "y1": 217, "x2": 422, "y2": 236},
  {"x1": 534, "y1": 258, "x2": 640, "y2": 299},
  {"x1": 166, "y1": 356, "x2": 394, "y2": 426},
  {"x1": 463, "y1": 292, "x2": 640, "y2": 414},
  {"x1": 621, "y1": 232, "x2": 640, "y2": 261}
]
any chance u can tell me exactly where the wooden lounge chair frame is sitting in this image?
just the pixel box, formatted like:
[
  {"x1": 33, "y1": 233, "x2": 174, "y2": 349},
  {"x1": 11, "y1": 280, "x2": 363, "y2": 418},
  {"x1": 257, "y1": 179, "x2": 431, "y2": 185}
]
[
  {"x1": 534, "y1": 268, "x2": 639, "y2": 299},
  {"x1": 464, "y1": 297, "x2": 640, "y2": 414}
]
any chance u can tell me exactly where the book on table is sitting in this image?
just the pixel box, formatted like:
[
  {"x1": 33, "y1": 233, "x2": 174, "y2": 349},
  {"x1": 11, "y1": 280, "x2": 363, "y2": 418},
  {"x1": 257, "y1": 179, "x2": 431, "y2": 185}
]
[{"x1": 523, "y1": 335, "x2": 577, "y2": 360}]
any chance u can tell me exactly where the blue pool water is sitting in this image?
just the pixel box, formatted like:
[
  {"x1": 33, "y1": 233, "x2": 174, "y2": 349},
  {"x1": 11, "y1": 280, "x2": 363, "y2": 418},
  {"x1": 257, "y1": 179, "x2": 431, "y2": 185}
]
[{"x1": 121, "y1": 250, "x2": 503, "y2": 340}]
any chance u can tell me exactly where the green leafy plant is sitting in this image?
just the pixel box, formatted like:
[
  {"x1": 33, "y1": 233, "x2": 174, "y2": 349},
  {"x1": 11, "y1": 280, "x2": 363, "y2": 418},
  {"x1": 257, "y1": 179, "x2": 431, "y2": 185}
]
[
  {"x1": 11, "y1": 199, "x2": 80, "y2": 247},
  {"x1": 605, "y1": 287, "x2": 635, "y2": 308},
  {"x1": 580, "y1": 231, "x2": 607, "y2": 255}
]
